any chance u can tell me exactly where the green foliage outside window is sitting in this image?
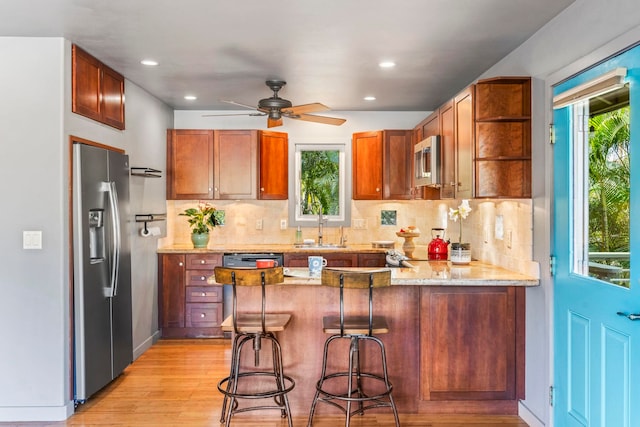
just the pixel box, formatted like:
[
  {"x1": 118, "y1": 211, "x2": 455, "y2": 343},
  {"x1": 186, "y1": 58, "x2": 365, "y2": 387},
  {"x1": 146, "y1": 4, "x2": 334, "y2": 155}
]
[
  {"x1": 588, "y1": 106, "x2": 630, "y2": 282},
  {"x1": 300, "y1": 150, "x2": 339, "y2": 215}
]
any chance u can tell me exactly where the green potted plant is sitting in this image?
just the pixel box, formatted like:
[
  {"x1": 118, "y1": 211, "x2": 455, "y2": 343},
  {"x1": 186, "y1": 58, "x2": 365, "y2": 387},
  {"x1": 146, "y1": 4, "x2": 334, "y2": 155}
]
[{"x1": 180, "y1": 202, "x2": 222, "y2": 248}]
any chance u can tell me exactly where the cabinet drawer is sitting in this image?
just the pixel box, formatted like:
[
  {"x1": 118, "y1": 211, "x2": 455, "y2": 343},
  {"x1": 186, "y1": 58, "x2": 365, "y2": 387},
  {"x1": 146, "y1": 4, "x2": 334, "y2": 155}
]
[
  {"x1": 186, "y1": 254, "x2": 222, "y2": 269},
  {"x1": 186, "y1": 269, "x2": 214, "y2": 286},
  {"x1": 186, "y1": 285, "x2": 223, "y2": 303},
  {"x1": 186, "y1": 303, "x2": 223, "y2": 328}
]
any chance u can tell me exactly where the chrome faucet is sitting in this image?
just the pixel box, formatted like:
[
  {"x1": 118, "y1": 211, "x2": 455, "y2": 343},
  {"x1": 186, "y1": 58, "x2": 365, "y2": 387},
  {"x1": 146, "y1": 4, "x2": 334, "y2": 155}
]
[
  {"x1": 318, "y1": 211, "x2": 326, "y2": 245},
  {"x1": 339, "y1": 226, "x2": 347, "y2": 246}
]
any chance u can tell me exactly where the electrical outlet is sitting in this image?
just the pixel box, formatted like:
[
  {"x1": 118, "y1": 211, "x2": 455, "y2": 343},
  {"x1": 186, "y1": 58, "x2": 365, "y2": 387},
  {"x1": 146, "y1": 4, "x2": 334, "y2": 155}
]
[
  {"x1": 353, "y1": 219, "x2": 366, "y2": 229},
  {"x1": 255, "y1": 219, "x2": 263, "y2": 230},
  {"x1": 495, "y1": 215, "x2": 504, "y2": 240},
  {"x1": 280, "y1": 219, "x2": 287, "y2": 230}
]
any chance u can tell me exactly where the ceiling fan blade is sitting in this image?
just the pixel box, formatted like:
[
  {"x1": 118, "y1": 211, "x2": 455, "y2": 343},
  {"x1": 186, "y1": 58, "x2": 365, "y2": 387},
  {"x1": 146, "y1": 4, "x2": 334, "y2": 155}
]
[
  {"x1": 283, "y1": 103, "x2": 330, "y2": 115},
  {"x1": 220, "y1": 99, "x2": 259, "y2": 110},
  {"x1": 267, "y1": 117, "x2": 283, "y2": 128},
  {"x1": 294, "y1": 114, "x2": 346, "y2": 126}
]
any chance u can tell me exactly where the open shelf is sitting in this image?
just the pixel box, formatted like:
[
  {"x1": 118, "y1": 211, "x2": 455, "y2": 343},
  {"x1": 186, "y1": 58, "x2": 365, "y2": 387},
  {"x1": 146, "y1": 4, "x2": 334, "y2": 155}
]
[{"x1": 131, "y1": 167, "x2": 162, "y2": 178}]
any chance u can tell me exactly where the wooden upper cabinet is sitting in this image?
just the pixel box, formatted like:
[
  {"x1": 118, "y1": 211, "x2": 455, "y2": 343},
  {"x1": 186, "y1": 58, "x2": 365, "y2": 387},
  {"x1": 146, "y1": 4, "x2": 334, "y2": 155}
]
[
  {"x1": 414, "y1": 111, "x2": 441, "y2": 200},
  {"x1": 453, "y1": 85, "x2": 474, "y2": 200},
  {"x1": 166, "y1": 129, "x2": 214, "y2": 200},
  {"x1": 474, "y1": 77, "x2": 531, "y2": 198},
  {"x1": 383, "y1": 130, "x2": 413, "y2": 199},
  {"x1": 414, "y1": 85, "x2": 475, "y2": 200},
  {"x1": 214, "y1": 130, "x2": 258, "y2": 199},
  {"x1": 72, "y1": 44, "x2": 125, "y2": 130},
  {"x1": 439, "y1": 100, "x2": 456, "y2": 199},
  {"x1": 353, "y1": 130, "x2": 412, "y2": 200},
  {"x1": 352, "y1": 131, "x2": 384, "y2": 199},
  {"x1": 259, "y1": 130, "x2": 288, "y2": 200}
]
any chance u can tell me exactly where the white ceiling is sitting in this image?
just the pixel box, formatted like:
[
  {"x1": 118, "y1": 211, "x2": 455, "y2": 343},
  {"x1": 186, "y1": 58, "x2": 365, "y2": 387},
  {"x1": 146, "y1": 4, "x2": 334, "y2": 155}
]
[{"x1": 0, "y1": 0, "x2": 575, "y2": 112}]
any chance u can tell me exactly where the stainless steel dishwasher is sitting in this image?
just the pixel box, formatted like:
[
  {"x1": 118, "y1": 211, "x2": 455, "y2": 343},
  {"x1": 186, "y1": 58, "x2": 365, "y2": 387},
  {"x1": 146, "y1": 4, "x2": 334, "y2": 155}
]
[{"x1": 221, "y1": 253, "x2": 285, "y2": 320}]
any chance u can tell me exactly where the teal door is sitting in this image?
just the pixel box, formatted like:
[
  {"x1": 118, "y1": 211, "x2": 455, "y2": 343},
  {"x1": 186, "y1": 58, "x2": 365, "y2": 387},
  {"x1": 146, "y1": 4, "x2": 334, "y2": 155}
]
[{"x1": 553, "y1": 45, "x2": 640, "y2": 426}]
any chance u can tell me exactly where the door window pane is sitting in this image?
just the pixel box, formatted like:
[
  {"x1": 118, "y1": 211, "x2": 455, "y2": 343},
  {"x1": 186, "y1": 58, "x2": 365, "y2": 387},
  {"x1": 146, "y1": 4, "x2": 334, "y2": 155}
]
[{"x1": 571, "y1": 85, "x2": 630, "y2": 286}]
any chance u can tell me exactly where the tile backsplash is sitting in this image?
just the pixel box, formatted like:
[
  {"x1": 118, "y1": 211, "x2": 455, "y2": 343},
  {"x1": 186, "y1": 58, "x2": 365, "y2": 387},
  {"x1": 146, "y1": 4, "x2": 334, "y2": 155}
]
[{"x1": 161, "y1": 198, "x2": 536, "y2": 277}]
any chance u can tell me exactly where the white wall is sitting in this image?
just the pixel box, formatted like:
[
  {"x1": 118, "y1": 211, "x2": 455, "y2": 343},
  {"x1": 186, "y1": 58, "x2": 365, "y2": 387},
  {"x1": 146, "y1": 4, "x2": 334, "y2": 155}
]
[
  {"x1": 174, "y1": 110, "x2": 428, "y2": 139},
  {"x1": 474, "y1": 1, "x2": 640, "y2": 426},
  {"x1": 0, "y1": 37, "x2": 70, "y2": 421},
  {"x1": 0, "y1": 37, "x2": 172, "y2": 422}
]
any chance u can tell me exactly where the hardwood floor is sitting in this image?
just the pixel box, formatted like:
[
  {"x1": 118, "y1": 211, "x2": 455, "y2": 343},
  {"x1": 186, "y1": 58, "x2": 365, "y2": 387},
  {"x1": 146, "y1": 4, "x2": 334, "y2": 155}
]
[{"x1": 3, "y1": 339, "x2": 529, "y2": 426}]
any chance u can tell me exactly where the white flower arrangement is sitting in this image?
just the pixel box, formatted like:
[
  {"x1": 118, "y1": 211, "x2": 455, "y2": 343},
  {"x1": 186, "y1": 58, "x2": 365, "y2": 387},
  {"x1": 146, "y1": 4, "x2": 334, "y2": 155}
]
[{"x1": 448, "y1": 199, "x2": 472, "y2": 243}]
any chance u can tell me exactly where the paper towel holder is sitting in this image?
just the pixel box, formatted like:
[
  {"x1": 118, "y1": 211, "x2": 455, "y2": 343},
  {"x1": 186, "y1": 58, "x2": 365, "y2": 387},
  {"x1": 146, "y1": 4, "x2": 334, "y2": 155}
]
[{"x1": 135, "y1": 214, "x2": 166, "y2": 235}]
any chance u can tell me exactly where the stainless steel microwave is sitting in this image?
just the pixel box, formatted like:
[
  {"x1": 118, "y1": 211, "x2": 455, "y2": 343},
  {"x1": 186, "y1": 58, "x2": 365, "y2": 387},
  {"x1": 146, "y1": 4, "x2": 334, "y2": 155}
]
[{"x1": 414, "y1": 135, "x2": 441, "y2": 187}]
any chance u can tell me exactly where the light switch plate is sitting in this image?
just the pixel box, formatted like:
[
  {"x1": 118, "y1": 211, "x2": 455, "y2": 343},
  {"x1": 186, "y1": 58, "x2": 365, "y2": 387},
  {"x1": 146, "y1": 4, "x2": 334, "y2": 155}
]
[{"x1": 23, "y1": 230, "x2": 42, "y2": 249}]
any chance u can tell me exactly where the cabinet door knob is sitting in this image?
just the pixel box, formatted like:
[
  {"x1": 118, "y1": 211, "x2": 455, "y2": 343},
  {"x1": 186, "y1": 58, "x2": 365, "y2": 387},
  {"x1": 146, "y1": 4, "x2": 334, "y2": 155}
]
[
  {"x1": 201, "y1": 292, "x2": 206, "y2": 296},
  {"x1": 200, "y1": 313, "x2": 206, "y2": 318},
  {"x1": 208, "y1": 187, "x2": 212, "y2": 192},
  {"x1": 178, "y1": 262, "x2": 184, "y2": 266},
  {"x1": 200, "y1": 276, "x2": 206, "y2": 280},
  {"x1": 200, "y1": 260, "x2": 206, "y2": 264},
  {"x1": 260, "y1": 187, "x2": 265, "y2": 191},
  {"x1": 376, "y1": 187, "x2": 380, "y2": 192}
]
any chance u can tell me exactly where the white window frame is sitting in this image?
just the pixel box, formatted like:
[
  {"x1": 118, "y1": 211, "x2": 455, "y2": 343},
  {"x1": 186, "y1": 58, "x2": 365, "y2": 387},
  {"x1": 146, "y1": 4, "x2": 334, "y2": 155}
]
[{"x1": 288, "y1": 142, "x2": 351, "y2": 228}]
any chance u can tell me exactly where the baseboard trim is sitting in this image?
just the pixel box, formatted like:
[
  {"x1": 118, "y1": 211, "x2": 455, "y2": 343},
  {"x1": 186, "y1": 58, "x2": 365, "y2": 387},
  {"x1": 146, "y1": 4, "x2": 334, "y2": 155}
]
[
  {"x1": 0, "y1": 401, "x2": 74, "y2": 422},
  {"x1": 519, "y1": 401, "x2": 546, "y2": 427},
  {"x1": 133, "y1": 330, "x2": 161, "y2": 360}
]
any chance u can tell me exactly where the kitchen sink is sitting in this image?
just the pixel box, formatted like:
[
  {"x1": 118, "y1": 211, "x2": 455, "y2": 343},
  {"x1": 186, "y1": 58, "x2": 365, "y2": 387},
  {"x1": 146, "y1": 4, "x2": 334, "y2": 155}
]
[{"x1": 293, "y1": 243, "x2": 348, "y2": 249}]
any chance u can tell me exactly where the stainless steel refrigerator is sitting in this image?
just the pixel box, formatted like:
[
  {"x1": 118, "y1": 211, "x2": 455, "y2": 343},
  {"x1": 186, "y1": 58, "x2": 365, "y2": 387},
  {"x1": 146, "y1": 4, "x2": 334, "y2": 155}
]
[{"x1": 72, "y1": 142, "x2": 133, "y2": 403}]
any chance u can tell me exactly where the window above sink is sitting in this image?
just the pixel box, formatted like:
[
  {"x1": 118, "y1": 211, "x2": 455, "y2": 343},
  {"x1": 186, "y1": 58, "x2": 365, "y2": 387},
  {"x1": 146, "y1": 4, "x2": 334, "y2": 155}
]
[{"x1": 289, "y1": 142, "x2": 351, "y2": 228}]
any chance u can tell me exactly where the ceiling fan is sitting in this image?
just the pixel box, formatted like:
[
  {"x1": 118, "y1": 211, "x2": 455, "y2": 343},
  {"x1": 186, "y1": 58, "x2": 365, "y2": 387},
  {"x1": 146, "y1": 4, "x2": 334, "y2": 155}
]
[{"x1": 204, "y1": 80, "x2": 346, "y2": 128}]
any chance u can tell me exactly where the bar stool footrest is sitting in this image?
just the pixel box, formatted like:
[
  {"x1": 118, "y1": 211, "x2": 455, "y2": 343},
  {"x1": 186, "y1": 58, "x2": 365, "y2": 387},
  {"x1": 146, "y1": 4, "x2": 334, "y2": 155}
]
[
  {"x1": 218, "y1": 372, "x2": 295, "y2": 399},
  {"x1": 315, "y1": 371, "x2": 394, "y2": 403}
]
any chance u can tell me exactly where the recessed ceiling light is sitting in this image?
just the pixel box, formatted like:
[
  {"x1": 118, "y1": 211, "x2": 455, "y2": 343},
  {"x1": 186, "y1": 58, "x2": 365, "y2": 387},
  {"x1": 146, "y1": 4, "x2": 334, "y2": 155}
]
[
  {"x1": 184, "y1": 95, "x2": 197, "y2": 101},
  {"x1": 364, "y1": 96, "x2": 376, "y2": 101},
  {"x1": 378, "y1": 61, "x2": 396, "y2": 68},
  {"x1": 140, "y1": 59, "x2": 158, "y2": 66}
]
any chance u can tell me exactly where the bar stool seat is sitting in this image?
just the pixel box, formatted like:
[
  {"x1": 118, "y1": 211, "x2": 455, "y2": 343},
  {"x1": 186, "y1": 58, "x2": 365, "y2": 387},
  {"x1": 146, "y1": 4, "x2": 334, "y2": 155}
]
[
  {"x1": 307, "y1": 268, "x2": 399, "y2": 427},
  {"x1": 214, "y1": 267, "x2": 295, "y2": 427}
]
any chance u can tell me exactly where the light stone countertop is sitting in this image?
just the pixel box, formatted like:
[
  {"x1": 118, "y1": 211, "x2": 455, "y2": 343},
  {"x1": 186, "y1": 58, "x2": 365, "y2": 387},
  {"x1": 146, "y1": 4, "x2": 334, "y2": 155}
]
[
  {"x1": 159, "y1": 244, "x2": 539, "y2": 287},
  {"x1": 206, "y1": 262, "x2": 539, "y2": 287},
  {"x1": 157, "y1": 243, "x2": 387, "y2": 254}
]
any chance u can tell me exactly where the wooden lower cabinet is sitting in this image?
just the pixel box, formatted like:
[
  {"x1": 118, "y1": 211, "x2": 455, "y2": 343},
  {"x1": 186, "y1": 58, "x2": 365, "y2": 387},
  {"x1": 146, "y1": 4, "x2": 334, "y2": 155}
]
[
  {"x1": 418, "y1": 286, "x2": 525, "y2": 413},
  {"x1": 284, "y1": 252, "x2": 358, "y2": 267},
  {"x1": 283, "y1": 252, "x2": 386, "y2": 268},
  {"x1": 158, "y1": 253, "x2": 223, "y2": 338}
]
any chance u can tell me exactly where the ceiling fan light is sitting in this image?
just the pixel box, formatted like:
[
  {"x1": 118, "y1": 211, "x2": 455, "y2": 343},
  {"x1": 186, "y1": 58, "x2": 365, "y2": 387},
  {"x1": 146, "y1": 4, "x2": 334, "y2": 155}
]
[{"x1": 268, "y1": 110, "x2": 281, "y2": 120}]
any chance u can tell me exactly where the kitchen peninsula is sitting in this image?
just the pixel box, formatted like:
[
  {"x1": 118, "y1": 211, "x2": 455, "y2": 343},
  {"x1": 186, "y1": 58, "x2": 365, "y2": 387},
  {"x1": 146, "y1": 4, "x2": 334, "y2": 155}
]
[{"x1": 158, "y1": 244, "x2": 537, "y2": 415}]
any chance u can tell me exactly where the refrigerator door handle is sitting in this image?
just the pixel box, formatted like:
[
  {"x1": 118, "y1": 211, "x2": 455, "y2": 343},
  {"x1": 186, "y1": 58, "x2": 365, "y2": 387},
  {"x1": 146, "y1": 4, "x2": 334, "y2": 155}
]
[{"x1": 105, "y1": 181, "x2": 121, "y2": 298}]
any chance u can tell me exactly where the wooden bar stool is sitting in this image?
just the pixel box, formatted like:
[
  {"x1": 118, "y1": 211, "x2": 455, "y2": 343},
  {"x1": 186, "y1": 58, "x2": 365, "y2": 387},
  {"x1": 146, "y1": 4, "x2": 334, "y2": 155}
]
[
  {"x1": 214, "y1": 266, "x2": 295, "y2": 427},
  {"x1": 307, "y1": 268, "x2": 399, "y2": 427}
]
